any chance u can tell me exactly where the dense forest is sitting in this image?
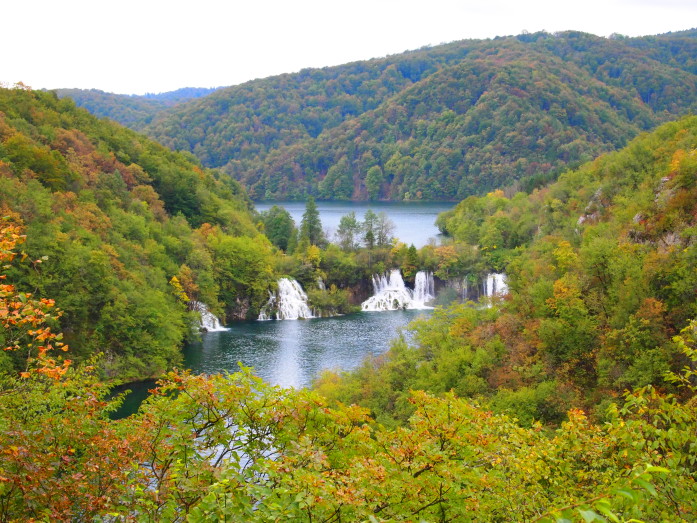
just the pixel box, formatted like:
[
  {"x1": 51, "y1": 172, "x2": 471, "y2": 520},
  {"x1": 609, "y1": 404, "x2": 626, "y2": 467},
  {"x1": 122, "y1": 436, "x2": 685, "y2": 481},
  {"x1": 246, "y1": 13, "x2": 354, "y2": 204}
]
[
  {"x1": 0, "y1": 86, "x2": 267, "y2": 380},
  {"x1": 0, "y1": 86, "x2": 422, "y2": 380},
  {"x1": 60, "y1": 30, "x2": 697, "y2": 201},
  {"x1": 52, "y1": 87, "x2": 219, "y2": 131}
]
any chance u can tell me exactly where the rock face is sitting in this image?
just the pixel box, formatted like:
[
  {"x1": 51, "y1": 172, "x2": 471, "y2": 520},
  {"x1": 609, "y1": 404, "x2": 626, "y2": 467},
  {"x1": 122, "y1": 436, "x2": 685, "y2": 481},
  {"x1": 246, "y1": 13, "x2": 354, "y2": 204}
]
[{"x1": 228, "y1": 297, "x2": 251, "y2": 321}]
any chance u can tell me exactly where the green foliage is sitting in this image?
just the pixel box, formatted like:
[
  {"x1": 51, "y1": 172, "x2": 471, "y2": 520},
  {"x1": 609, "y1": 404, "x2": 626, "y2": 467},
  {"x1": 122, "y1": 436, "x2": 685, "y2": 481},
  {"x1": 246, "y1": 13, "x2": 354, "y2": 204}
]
[
  {"x1": 53, "y1": 87, "x2": 218, "y2": 130},
  {"x1": 111, "y1": 31, "x2": 697, "y2": 201},
  {"x1": 1, "y1": 230, "x2": 696, "y2": 520},
  {"x1": 335, "y1": 211, "x2": 361, "y2": 251},
  {"x1": 0, "y1": 87, "x2": 265, "y2": 379},
  {"x1": 299, "y1": 196, "x2": 325, "y2": 246},
  {"x1": 322, "y1": 116, "x2": 697, "y2": 424},
  {"x1": 260, "y1": 204, "x2": 296, "y2": 251},
  {"x1": 307, "y1": 284, "x2": 357, "y2": 316}
]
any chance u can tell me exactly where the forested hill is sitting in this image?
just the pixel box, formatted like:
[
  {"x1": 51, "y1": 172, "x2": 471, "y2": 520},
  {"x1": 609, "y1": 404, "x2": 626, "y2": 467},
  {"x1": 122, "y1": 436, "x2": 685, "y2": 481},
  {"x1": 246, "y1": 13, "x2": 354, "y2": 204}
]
[
  {"x1": 105, "y1": 29, "x2": 697, "y2": 201},
  {"x1": 53, "y1": 87, "x2": 219, "y2": 131},
  {"x1": 319, "y1": 114, "x2": 697, "y2": 430},
  {"x1": 0, "y1": 86, "x2": 276, "y2": 381}
]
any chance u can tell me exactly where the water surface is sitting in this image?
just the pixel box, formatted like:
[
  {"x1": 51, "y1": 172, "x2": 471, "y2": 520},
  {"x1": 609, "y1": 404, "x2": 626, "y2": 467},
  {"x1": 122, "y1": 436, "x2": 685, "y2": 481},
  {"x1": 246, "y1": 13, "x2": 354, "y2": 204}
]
[
  {"x1": 184, "y1": 309, "x2": 431, "y2": 389},
  {"x1": 255, "y1": 201, "x2": 453, "y2": 248}
]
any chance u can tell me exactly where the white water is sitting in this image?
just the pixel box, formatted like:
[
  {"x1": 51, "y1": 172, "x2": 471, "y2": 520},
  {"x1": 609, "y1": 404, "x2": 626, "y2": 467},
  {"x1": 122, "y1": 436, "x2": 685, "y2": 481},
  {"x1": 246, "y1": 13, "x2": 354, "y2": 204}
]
[
  {"x1": 484, "y1": 273, "x2": 508, "y2": 298},
  {"x1": 412, "y1": 271, "x2": 435, "y2": 307},
  {"x1": 191, "y1": 301, "x2": 229, "y2": 332},
  {"x1": 361, "y1": 270, "x2": 434, "y2": 311},
  {"x1": 259, "y1": 278, "x2": 314, "y2": 320}
]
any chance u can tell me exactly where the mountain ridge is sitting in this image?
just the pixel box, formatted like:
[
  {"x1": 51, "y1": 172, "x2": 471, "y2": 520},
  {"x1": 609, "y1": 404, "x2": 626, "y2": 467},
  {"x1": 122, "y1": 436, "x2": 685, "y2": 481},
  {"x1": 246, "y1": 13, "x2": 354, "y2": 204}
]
[{"x1": 57, "y1": 29, "x2": 697, "y2": 201}]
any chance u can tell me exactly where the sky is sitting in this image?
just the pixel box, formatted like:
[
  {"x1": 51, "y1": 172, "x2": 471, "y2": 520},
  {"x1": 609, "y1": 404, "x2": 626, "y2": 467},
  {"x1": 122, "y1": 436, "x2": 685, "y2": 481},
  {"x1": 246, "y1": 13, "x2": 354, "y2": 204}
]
[{"x1": 4, "y1": 0, "x2": 696, "y2": 95}]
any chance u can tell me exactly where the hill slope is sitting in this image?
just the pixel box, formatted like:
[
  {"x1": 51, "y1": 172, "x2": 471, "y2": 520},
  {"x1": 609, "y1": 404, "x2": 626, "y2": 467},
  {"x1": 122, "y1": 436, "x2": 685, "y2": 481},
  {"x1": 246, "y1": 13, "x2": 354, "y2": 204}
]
[
  {"x1": 319, "y1": 115, "x2": 697, "y2": 426},
  {"x1": 0, "y1": 86, "x2": 274, "y2": 380},
  {"x1": 53, "y1": 87, "x2": 219, "y2": 130},
  {"x1": 138, "y1": 30, "x2": 697, "y2": 200}
]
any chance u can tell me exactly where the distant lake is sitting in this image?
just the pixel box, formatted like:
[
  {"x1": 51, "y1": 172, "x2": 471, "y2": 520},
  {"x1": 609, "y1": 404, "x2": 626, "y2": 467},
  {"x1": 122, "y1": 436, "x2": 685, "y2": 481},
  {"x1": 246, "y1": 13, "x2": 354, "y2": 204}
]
[{"x1": 254, "y1": 201, "x2": 454, "y2": 248}]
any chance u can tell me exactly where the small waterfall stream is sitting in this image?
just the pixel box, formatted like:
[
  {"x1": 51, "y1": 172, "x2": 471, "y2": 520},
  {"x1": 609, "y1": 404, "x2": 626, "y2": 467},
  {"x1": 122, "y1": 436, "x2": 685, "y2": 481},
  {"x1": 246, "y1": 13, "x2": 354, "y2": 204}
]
[
  {"x1": 361, "y1": 270, "x2": 434, "y2": 311},
  {"x1": 259, "y1": 278, "x2": 314, "y2": 320},
  {"x1": 412, "y1": 270, "x2": 435, "y2": 308},
  {"x1": 191, "y1": 301, "x2": 229, "y2": 332},
  {"x1": 484, "y1": 273, "x2": 508, "y2": 298}
]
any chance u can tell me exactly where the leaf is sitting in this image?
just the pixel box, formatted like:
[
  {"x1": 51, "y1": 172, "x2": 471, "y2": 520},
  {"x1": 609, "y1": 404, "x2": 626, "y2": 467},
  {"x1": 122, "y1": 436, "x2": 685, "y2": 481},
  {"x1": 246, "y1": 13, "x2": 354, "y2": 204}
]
[
  {"x1": 595, "y1": 503, "x2": 620, "y2": 523},
  {"x1": 644, "y1": 465, "x2": 669, "y2": 474},
  {"x1": 615, "y1": 488, "x2": 637, "y2": 502},
  {"x1": 578, "y1": 508, "x2": 602, "y2": 522},
  {"x1": 634, "y1": 477, "x2": 657, "y2": 497}
]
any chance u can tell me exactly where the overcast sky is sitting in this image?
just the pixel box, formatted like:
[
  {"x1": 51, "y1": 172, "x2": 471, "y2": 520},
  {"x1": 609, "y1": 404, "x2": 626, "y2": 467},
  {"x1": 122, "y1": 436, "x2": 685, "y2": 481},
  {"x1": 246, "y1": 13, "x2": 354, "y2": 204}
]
[{"x1": 4, "y1": 0, "x2": 696, "y2": 95}]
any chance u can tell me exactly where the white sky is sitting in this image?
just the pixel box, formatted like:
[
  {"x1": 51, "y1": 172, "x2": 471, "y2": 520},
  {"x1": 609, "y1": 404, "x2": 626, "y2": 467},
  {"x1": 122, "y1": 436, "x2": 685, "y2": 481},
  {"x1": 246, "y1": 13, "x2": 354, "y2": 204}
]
[{"x1": 3, "y1": 0, "x2": 696, "y2": 95}]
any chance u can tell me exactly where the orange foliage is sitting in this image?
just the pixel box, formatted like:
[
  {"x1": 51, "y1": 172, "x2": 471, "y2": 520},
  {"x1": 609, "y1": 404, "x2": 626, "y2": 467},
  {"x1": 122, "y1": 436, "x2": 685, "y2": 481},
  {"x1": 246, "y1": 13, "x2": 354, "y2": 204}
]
[{"x1": 0, "y1": 213, "x2": 69, "y2": 377}]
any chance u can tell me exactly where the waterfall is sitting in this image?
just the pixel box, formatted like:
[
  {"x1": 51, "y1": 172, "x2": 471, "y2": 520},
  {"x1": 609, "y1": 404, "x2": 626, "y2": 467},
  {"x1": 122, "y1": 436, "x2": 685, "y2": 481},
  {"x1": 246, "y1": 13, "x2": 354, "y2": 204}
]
[
  {"x1": 483, "y1": 273, "x2": 508, "y2": 300},
  {"x1": 412, "y1": 271, "x2": 435, "y2": 307},
  {"x1": 258, "y1": 278, "x2": 314, "y2": 320},
  {"x1": 361, "y1": 270, "x2": 434, "y2": 311},
  {"x1": 191, "y1": 301, "x2": 229, "y2": 332}
]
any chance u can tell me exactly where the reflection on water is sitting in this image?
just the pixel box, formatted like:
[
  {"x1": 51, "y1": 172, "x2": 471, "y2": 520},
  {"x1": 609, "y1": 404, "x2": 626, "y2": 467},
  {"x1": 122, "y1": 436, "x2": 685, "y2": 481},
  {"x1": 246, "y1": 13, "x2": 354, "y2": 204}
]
[
  {"x1": 184, "y1": 309, "x2": 431, "y2": 389},
  {"x1": 112, "y1": 307, "x2": 432, "y2": 417}
]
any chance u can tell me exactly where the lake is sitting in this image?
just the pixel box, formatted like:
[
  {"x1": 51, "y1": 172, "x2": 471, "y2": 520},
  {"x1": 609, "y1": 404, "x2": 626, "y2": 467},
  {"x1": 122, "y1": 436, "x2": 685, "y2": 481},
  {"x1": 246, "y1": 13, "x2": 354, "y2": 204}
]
[
  {"x1": 112, "y1": 309, "x2": 432, "y2": 417},
  {"x1": 114, "y1": 201, "x2": 454, "y2": 414},
  {"x1": 254, "y1": 200, "x2": 453, "y2": 248},
  {"x1": 184, "y1": 309, "x2": 431, "y2": 389}
]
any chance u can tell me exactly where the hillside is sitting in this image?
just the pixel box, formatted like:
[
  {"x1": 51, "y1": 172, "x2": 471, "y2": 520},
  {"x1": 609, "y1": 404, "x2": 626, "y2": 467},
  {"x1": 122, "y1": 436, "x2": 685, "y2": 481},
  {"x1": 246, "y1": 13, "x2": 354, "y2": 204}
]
[
  {"x1": 135, "y1": 30, "x2": 697, "y2": 201},
  {"x1": 1, "y1": 113, "x2": 696, "y2": 521},
  {"x1": 318, "y1": 115, "x2": 697, "y2": 427},
  {"x1": 0, "y1": 86, "x2": 273, "y2": 380},
  {"x1": 53, "y1": 87, "x2": 219, "y2": 130}
]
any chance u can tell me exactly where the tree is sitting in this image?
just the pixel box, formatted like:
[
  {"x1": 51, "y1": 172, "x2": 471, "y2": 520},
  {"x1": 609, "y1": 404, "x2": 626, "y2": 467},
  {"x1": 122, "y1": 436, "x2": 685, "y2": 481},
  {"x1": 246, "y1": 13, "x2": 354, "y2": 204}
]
[
  {"x1": 362, "y1": 209, "x2": 378, "y2": 249},
  {"x1": 375, "y1": 211, "x2": 396, "y2": 247},
  {"x1": 365, "y1": 165, "x2": 384, "y2": 200},
  {"x1": 336, "y1": 212, "x2": 361, "y2": 251},
  {"x1": 0, "y1": 217, "x2": 148, "y2": 520},
  {"x1": 299, "y1": 196, "x2": 325, "y2": 247},
  {"x1": 261, "y1": 205, "x2": 296, "y2": 251}
]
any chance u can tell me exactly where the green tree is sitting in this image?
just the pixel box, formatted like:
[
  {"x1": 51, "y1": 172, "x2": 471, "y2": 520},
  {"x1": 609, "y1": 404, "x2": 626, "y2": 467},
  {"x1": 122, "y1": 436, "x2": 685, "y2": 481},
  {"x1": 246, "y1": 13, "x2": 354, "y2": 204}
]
[
  {"x1": 336, "y1": 212, "x2": 361, "y2": 251},
  {"x1": 362, "y1": 209, "x2": 378, "y2": 249},
  {"x1": 365, "y1": 165, "x2": 384, "y2": 200},
  {"x1": 299, "y1": 196, "x2": 325, "y2": 247},
  {"x1": 260, "y1": 205, "x2": 296, "y2": 251}
]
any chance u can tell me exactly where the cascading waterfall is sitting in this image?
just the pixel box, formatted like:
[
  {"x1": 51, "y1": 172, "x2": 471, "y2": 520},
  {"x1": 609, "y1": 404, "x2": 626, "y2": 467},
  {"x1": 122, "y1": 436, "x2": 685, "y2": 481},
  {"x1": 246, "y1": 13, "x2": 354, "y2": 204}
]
[
  {"x1": 447, "y1": 273, "x2": 508, "y2": 303},
  {"x1": 412, "y1": 271, "x2": 435, "y2": 307},
  {"x1": 361, "y1": 270, "x2": 434, "y2": 311},
  {"x1": 191, "y1": 301, "x2": 229, "y2": 332},
  {"x1": 258, "y1": 278, "x2": 314, "y2": 320},
  {"x1": 484, "y1": 273, "x2": 508, "y2": 298}
]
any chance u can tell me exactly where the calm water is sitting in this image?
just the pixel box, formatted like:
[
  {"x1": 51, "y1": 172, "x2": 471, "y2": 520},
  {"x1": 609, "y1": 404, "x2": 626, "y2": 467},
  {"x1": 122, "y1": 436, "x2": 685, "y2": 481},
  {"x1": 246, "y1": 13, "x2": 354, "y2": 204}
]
[
  {"x1": 112, "y1": 309, "x2": 432, "y2": 417},
  {"x1": 255, "y1": 201, "x2": 453, "y2": 248},
  {"x1": 114, "y1": 200, "x2": 453, "y2": 414},
  {"x1": 184, "y1": 309, "x2": 431, "y2": 389}
]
